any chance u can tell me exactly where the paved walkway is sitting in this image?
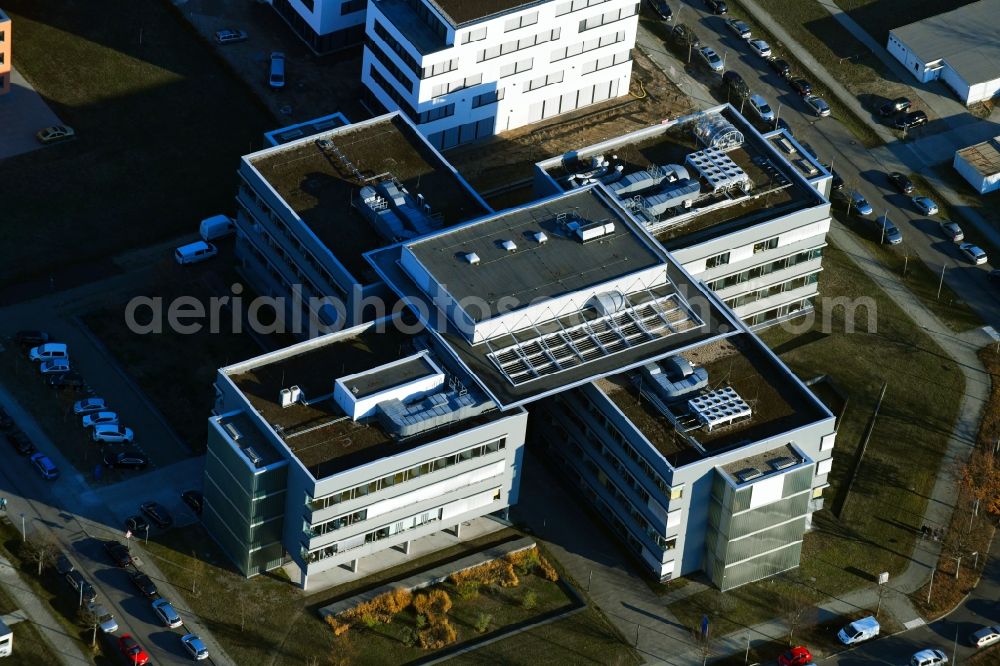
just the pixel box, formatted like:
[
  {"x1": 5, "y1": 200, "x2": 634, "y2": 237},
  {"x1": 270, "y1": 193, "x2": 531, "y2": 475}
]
[
  {"x1": 0, "y1": 66, "x2": 63, "y2": 161},
  {"x1": 0, "y1": 550, "x2": 92, "y2": 665}
]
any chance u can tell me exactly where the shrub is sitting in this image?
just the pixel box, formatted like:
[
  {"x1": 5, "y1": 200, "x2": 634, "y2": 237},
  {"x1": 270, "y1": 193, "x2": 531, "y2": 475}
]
[
  {"x1": 361, "y1": 613, "x2": 378, "y2": 628},
  {"x1": 415, "y1": 613, "x2": 427, "y2": 629},
  {"x1": 456, "y1": 580, "x2": 480, "y2": 600},
  {"x1": 339, "y1": 587, "x2": 413, "y2": 625},
  {"x1": 450, "y1": 558, "x2": 519, "y2": 588},
  {"x1": 400, "y1": 626, "x2": 418, "y2": 648},
  {"x1": 474, "y1": 612, "x2": 492, "y2": 633},
  {"x1": 325, "y1": 615, "x2": 351, "y2": 637},
  {"x1": 413, "y1": 589, "x2": 452, "y2": 624},
  {"x1": 418, "y1": 619, "x2": 457, "y2": 650},
  {"x1": 507, "y1": 547, "x2": 541, "y2": 575},
  {"x1": 521, "y1": 590, "x2": 537, "y2": 610},
  {"x1": 538, "y1": 555, "x2": 559, "y2": 582}
]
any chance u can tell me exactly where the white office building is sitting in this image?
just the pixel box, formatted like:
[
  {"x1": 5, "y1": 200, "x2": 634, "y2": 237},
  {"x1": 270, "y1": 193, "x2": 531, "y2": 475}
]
[{"x1": 362, "y1": 0, "x2": 639, "y2": 150}]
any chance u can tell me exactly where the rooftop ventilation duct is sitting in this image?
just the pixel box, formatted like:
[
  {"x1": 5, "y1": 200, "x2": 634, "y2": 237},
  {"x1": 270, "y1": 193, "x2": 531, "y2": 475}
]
[
  {"x1": 588, "y1": 291, "x2": 626, "y2": 316},
  {"x1": 641, "y1": 356, "x2": 708, "y2": 401},
  {"x1": 532, "y1": 231, "x2": 548, "y2": 244},
  {"x1": 501, "y1": 240, "x2": 517, "y2": 252},
  {"x1": 464, "y1": 252, "x2": 480, "y2": 265}
]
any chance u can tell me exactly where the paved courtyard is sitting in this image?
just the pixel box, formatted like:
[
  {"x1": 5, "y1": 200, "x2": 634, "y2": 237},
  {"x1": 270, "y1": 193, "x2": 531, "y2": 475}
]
[{"x1": 0, "y1": 66, "x2": 62, "y2": 160}]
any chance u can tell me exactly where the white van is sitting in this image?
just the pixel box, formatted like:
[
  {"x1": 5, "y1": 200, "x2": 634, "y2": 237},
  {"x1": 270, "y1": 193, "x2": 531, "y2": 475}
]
[
  {"x1": 29, "y1": 342, "x2": 68, "y2": 362},
  {"x1": 0, "y1": 616, "x2": 12, "y2": 657},
  {"x1": 838, "y1": 616, "x2": 880, "y2": 645},
  {"x1": 199, "y1": 214, "x2": 236, "y2": 241},
  {"x1": 174, "y1": 241, "x2": 218, "y2": 265}
]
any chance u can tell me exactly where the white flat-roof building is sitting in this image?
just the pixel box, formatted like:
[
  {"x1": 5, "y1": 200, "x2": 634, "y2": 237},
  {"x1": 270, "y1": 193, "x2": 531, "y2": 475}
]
[
  {"x1": 362, "y1": 0, "x2": 638, "y2": 149},
  {"x1": 886, "y1": 0, "x2": 1000, "y2": 105},
  {"x1": 954, "y1": 136, "x2": 1000, "y2": 194}
]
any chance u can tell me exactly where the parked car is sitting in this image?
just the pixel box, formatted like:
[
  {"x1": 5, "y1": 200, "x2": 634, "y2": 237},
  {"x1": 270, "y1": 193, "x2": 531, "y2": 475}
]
[
  {"x1": 724, "y1": 18, "x2": 751, "y2": 39},
  {"x1": 13, "y1": 330, "x2": 49, "y2": 347},
  {"x1": 103, "y1": 540, "x2": 134, "y2": 568},
  {"x1": 698, "y1": 46, "x2": 724, "y2": 72},
  {"x1": 140, "y1": 502, "x2": 174, "y2": 529},
  {"x1": 912, "y1": 196, "x2": 939, "y2": 215},
  {"x1": 268, "y1": 51, "x2": 286, "y2": 89},
  {"x1": 199, "y1": 214, "x2": 236, "y2": 241},
  {"x1": 876, "y1": 214, "x2": 903, "y2": 245},
  {"x1": 722, "y1": 70, "x2": 750, "y2": 99},
  {"x1": 767, "y1": 57, "x2": 791, "y2": 78},
  {"x1": 213, "y1": 28, "x2": 247, "y2": 45},
  {"x1": 181, "y1": 490, "x2": 204, "y2": 515},
  {"x1": 74, "y1": 398, "x2": 107, "y2": 415},
  {"x1": 910, "y1": 649, "x2": 948, "y2": 666},
  {"x1": 87, "y1": 602, "x2": 118, "y2": 634},
  {"x1": 55, "y1": 552, "x2": 74, "y2": 575},
  {"x1": 92, "y1": 425, "x2": 134, "y2": 444},
  {"x1": 748, "y1": 94, "x2": 775, "y2": 123},
  {"x1": 804, "y1": 95, "x2": 831, "y2": 117},
  {"x1": 39, "y1": 359, "x2": 70, "y2": 375},
  {"x1": 940, "y1": 221, "x2": 964, "y2": 242},
  {"x1": 960, "y1": 243, "x2": 988, "y2": 265},
  {"x1": 82, "y1": 412, "x2": 119, "y2": 429},
  {"x1": 36, "y1": 125, "x2": 76, "y2": 144},
  {"x1": 6, "y1": 430, "x2": 36, "y2": 456},
  {"x1": 848, "y1": 191, "x2": 873, "y2": 215},
  {"x1": 46, "y1": 371, "x2": 86, "y2": 391},
  {"x1": 703, "y1": 0, "x2": 727, "y2": 14},
  {"x1": 671, "y1": 23, "x2": 700, "y2": 48},
  {"x1": 838, "y1": 616, "x2": 879, "y2": 644},
  {"x1": 128, "y1": 569, "x2": 158, "y2": 599},
  {"x1": 879, "y1": 96, "x2": 911, "y2": 116},
  {"x1": 778, "y1": 645, "x2": 814, "y2": 666},
  {"x1": 747, "y1": 38, "x2": 771, "y2": 57},
  {"x1": 888, "y1": 171, "x2": 915, "y2": 194},
  {"x1": 31, "y1": 452, "x2": 59, "y2": 480},
  {"x1": 894, "y1": 110, "x2": 928, "y2": 130},
  {"x1": 126, "y1": 515, "x2": 150, "y2": 535},
  {"x1": 174, "y1": 240, "x2": 218, "y2": 265},
  {"x1": 152, "y1": 599, "x2": 183, "y2": 628},
  {"x1": 104, "y1": 450, "x2": 149, "y2": 470},
  {"x1": 969, "y1": 625, "x2": 1000, "y2": 648},
  {"x1": 118, "y1": 634, "x2": 150, "y2": 666},
  {"x1": 65, "y1": 570, "x2": 97, "y2": 603},
  {"x1": 645, "y1": 0, "x2": 673, "y2": 20},
  {"x1": 0, "y1": 408, "x2": 11, "y2": 430},
  {"x1": 180, "y1": 633, "x2": 210, "y2": 661},
  {"x1": 29, "y1": 342, "x2": 68, "y2": 362},
  {"x1": 789, "y1": 78, "x2": 812, "y2": 96}
]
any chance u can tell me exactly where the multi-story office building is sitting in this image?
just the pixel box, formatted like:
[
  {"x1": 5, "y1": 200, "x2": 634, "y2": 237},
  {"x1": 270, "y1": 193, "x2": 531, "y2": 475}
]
[
  {"x1": 534, "y1": 104, "x2": 832, "y2": 327},
  {"x1": 233, "y1": 112, "x2": 489, "y2": 331},
  {"x1": 362, "y1": 0, "x2": 638, "y2": 149},
  {"x1": 0, "y1": 9, "x2": 10, "y2": 96},
  {"x1": 270, "y1": 0, "x2": 367, "y2": 54}
]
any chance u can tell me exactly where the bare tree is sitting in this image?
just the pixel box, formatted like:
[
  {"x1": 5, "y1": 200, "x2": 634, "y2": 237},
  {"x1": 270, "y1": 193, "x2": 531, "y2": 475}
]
[
  {"x1": 961, "y1": 447, "x2": 1000, "y2": 517},
  {"x1": 22, "y1": 535, "x2": 59, "y2": 576},
  {"x1": 781, "y1": 587, "x2": 813, "y2": 645},
  {"x1": 690, "y1": 626, "x2": 715, "y2": 666},
  {"x1": 77, "y1": 604, "x2": 100, "y2": 648}
]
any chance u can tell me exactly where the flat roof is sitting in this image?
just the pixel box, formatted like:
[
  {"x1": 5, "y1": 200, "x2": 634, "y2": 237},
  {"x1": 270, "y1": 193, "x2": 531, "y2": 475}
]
[
  {"x1": 341, "y1": 354, "x2": 438, "y2": 399},
  {"x1": 428, "y1": 0, "x2": 543, "y2": 26},
  {"x1": 536, "y1": 106, "x2": 823, "y2": 249},
  {"x1": 247, "y1": 114, "x2": 489, "y2": 284},
  {"x1": 721, "y1": 442, "x2": 805, "y2": 485},
  {"x1": 891, "y1": 0, "x2": 1000, "y2": 84},
  {"x1": 957, "y1": 136, "x2": 1000, "y2": 177},
  {"x1": 216, "y1": 411, "x2": 285, "y2": 469},
  {"x1": 405, "y1": 188, "x2": 666, "y2": 321}
]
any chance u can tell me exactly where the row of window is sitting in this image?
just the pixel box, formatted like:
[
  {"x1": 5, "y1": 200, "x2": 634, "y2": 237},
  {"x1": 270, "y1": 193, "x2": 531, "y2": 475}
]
[
  {"x1": 754, "y1": 237, "x2": 779, "y2": 254},
  {"x1": 461, "y1": 26, "x2": 488, "y2": 44},
  {"x1": 504, "y1": 11, "x2": 539, "y2": 32},
  {"x1": 239, "y1": 212, "x2": 328, "y2": 303},
  {"x1": 579, "y1": 4, "x2": 639, "y2": 33},
  {"x1": 706, "y1": 247, "x2": 823, "y2": 291},
  {"x1": 747, "y1": 297, "x2": 813, "y2": 327},
  {"x1": 499, "y1": 57, "x2": 534, "y2": 79},
  {"x1": 307, "y1": 508, "x2": 367, "y2": 537},
  {"x1": 477, "y1": 28, "x2": 561, "y2": 63},
  {"x1": 472, "y1": 88, "x2": 505, "y2": 108},
  {"x1": 373, "y1": 21, "x2": 421, "y2": 79},
  {"x1": 431, "y1": 73, "x2": 483, "y2": 98},
  {"x1": 424, "y1": 57, "x2": 459, "y2": 79},
  {"x1": 555, "y1": 0, "x2": 612, "y2": 16},
  {"x1": 365, "y1": 38, "x2": 414, "y2": 94},
  {"x1": 305, "y1": 508, "x2": 441, "y2": 563},
  {"x1": 525, "y1": 70, "x2": 564, "y2": 92},
  {"x1": 368, "y1": 65, "x2": 455, "y2": 125},
  {"x1": 307, "y1": 438, "x2": 506, "y2": 511},
  {"x1": 551, "y1": 29, "x2": 627, "y2": 63},
  {"x1": 723, "y1": 272, "x2": 820, "y2": 310},
  {"x1": 581, "y1": 50, "x2": 630, "y2": 75}
]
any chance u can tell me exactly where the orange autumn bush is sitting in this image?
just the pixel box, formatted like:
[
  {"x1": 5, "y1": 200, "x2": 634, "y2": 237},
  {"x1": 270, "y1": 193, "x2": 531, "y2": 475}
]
[
  {"x1": 413, "y1": 589, "x2": 452, "y2": 624},
  {"x1": 418, "y1": 619, "x2": 457, "y2": 649},
  {"x1": 339, "y1": 587, "x2": 413, "y2": 625}
]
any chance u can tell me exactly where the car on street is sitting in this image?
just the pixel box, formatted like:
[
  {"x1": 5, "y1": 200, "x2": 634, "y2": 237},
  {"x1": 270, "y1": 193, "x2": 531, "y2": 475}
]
[
  {"x1": 55, "y1": 552, "x2": 74, "y2": 575},
  {"x1": 104, "y1": 450, "x2": 149, "y2": 470},
  {"x1": 778, "y1": 645, "x2": 813, "y2": 666},
  {"x1": 92, "y1": 425, "x2": 134, "y2": 444},
  {"x1": 181, "y1": 633, "x2": 210, "y2": 661},
  {"x1": 879, "y1": 96, "x2": 911, "y2": 116},
  {"x1": 269, "y1": 51, "x2": 286, "y2": 89},
  {"x1": 213, "y1": 28, "x2": 247, "y2": 45},
  {"x1": 140, "y1": 501, "x2": 174, "y2": 528},
  {"x1": 103, "y1": 540, "x2": 134, "y2": 568},
  {"x1": 46, "y1": 371, "x2": 86, "y2": 391},
  {"x1": 88, "y1": 602, "x2": 118, "y2": 634},
  {"x1": 118, "y1": 634, "x2": 150, "y2": 665},
  {"x1": 894, "y1": 110, "x2": 928, "y2": 130},
  {"x1": 789, "y1": 78, "x2": 812, "y2": 96},
  {"x1": 909, "y1": 648, "x2": 948, "y2": 666},
  {"x1": 747, "y1": 38, "x2": 770, "y2": 57},
  {"x1": 39, "y1": 359, "x2": 70, "y2": 375},
  {"x1": 174, "y1": 240, "x2": 218, "y2": 265},
  {"x1": 74, "y1": 398, "x2": 107, "y2": 415},
  {"x1": 767, "y1": 57, "x2": 791, "y2": 78},
  {"x1": 6, "y1": 430, "x2": 36, "y2": 456},
  {"x1": 31, "y1": 452, "x2": 59, "y2": 480},
  {"x1": 912, "y1": 196, "x2": 938, "y2": 215},
  {"x1": 29, "y1": 342, "x2": 68, "y2": 362},
  {"x1": 748, "y1": 94, "x2": 775, "y2": 123},
  {"x1": 724, "y1": 18, "x2": 750, "y2": 39},
  {"x1": 128, "y1": 568, "x2": 158, "y2": 599},
  {"x1": 804, "y1": 95, "x2": 831, "y2": 117},
  {"x1": 940, "y1": 221, "x2": 964, "y2": 242},
  {"x1": 36, "y1": 125, "x2": 76, "y2": 144},
  {"x1": 82, "y1": 411, "x2": 118, "y2": 429},
  {"x1": 969, "y1": 625, "x2": 1000, "y2": 648},
  {"x1": 876, "y1": 214, "x2": 903, "y2": 245},
  {"x1": 888, "y1": 171, "x2": 915, "y2": 194},
  {"x1": 722, "y1": 70, "x2": 750, "y2": 99},
  {"x1": 848, "y1": 190, "x2": 873, "y2": 215},
  {"x1": 671, "y1": 23, "x2": 700, "y2": 48},
  {"x1": 959, "y1": 243, "x2": 988, "y2": 265},
  {"x1": 182, "y1": 490, "x2": 204, "y2": 515},
  {"x1": 126, "y1": 515, "x2": 150, "y2": 535},
  {"x1": 65, "y1": 570, "x2": 97, "y2": 603},
  {"x1": 646, "y1": 0, "x2": 672, "y2": 20},
  {"x1": 698, "y1": 46, "x2": 724, "y2": 72},
  {"x1": 838, "y1": 616, "x2": 880, "y2": 644},
  {"x1": 152, "y1": 598, "x2": 183, "y2": 628},
  {"x1": 703, "y1": 0, "x2": 727, "y2": 14},
  {"x1": 13, "y1": 330, "x2": 49, "y2": 348}
]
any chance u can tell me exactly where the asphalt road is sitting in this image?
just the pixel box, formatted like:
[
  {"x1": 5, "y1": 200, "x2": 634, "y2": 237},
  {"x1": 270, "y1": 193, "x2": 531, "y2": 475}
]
[{"x1": 648, "y1": 0, "x2": 1000, "y2": 328}]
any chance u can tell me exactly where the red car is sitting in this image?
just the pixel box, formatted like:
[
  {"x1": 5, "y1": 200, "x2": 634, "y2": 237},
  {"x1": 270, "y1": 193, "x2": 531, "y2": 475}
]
[
  {"x1": 118, "y1": 634, "x2": 149, "y2": 665},
  {"x1": 778, "y1": 646, "x2": 813, "y2": 666}
]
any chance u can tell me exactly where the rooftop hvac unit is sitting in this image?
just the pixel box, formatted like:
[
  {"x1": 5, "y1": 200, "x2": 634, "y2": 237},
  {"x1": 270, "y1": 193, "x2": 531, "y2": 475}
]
[
  {"x1": 223, "y1": 422, "x2": 242, "y2": 441},
  {"x1": 532, "y1": 231, "x2": 548, "y2": 244},
  {"x1": 736, "y1": 467, "x2": 762, "y2": 483},
  {"x1": 501, "y1": 240, "x2": 517, "y2": 252},
  {"x1": 768, "y1": 456, "x2": 797, "y2": 471},
  {"x1": 464, "y1": 252, "x2": 480, "y2": 265},
  {"x1": 242, "y1": 447, "x2": 263, "y2": 467},
  {"x1": 289, "y1": 385, "x2": 303, "y2": 404},
  {"x1": 279, "y1": 388, "x2": 293, "y2": 408}
]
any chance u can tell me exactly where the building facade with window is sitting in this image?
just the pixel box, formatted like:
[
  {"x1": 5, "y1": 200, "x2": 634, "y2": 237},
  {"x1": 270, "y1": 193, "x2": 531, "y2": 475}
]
[
  {"x1": 362, "y1": 0, "x2": 638, "y2": 149},
  {"x1": 270, "y1": 0, "x2": 368, "y2": 53},
  {"x1": 0, "y1": 9, "x2": 10, "y2": 95}
]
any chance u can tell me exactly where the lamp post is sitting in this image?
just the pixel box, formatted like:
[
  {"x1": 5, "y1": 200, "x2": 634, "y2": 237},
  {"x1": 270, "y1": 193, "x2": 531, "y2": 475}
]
[{"x1": 20, "y1": 513, "x2": 25, "y2": 542}]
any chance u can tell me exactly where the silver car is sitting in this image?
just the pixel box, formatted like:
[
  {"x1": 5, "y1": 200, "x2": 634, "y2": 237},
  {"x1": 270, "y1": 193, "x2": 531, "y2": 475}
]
[
  {"x1": 73, "y1": 398, "x2": 107, "y2": 415},
  {"x1": 912, "y1": 196, "x2": 939, "y2": 215},
  {"x1": 152, "y1": 599, "x2": 183, "y2": 628},
  {"x1": 87, "y1": 602, "x2": 118, "y2": 633},
  {"x1": 970, "y1": 625, "x2": 1000, "y2": 648},
  {"x1": 82, "y1": 411, "x2": 119, "y2": 429},
  {"x1": 91, "y1": 425, "x2": 134, "y2": 444},
  {"x1": 848, "y1": 190, "x2": 873, "y2": 216},
  {"x1": 804, "y1": 95, "x2": 831, "y2": 117}
]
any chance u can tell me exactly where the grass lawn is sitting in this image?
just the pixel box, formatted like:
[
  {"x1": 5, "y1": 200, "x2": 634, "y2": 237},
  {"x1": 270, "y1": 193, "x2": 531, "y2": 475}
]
[
  {"x1": 668, "y1": 242, "x2": 963, "y2": 643},
  {"x1": 0, "y1": 1, "x2": 273, "y2": 286},
  {"x1": 0, "y1": 575, "x2": 63, "y2": 666},
  {"x1": 135, "y1": 523, "x2": 637, "y2": 666},
  {"x1": 834, "y1": 0, "x2": 979, "y2": 44}
]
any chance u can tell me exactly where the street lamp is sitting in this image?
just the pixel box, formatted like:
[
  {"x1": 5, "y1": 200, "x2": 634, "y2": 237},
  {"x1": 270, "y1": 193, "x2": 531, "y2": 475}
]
[{"x1": 20, "y1": 513, "x2": 25, "y2": 542}]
